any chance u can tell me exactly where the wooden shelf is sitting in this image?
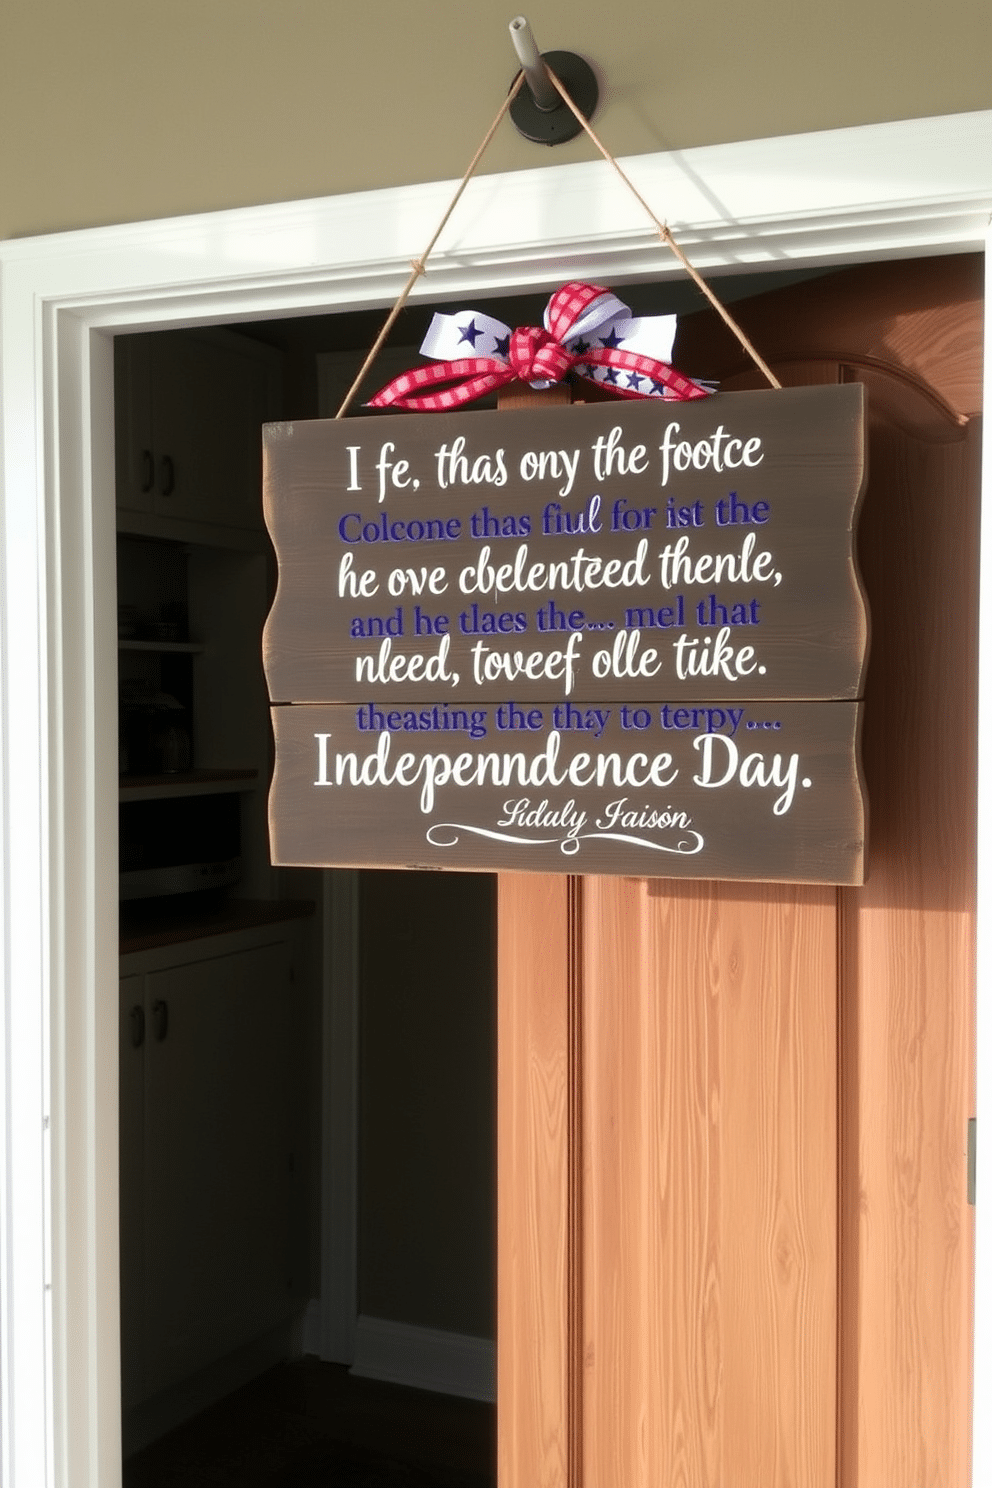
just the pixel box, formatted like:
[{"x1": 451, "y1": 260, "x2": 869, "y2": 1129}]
[
  {"x1": 119, "y1": 638, "x2": 204, "y2": 654},
  {"x1": 119, "y1": 897, "x2": 315, "y2": 955},
  {"x1": 119, "y1": 767, "x2": 259, "y2": 801}
]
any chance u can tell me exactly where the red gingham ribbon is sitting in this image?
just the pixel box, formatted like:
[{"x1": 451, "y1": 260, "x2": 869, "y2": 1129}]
[{"x1": 368, "y1": 282, "x2": 712, "y2": 411}]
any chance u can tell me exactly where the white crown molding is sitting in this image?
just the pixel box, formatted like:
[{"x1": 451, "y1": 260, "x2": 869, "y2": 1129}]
[
  {"x1": 0, "y1": 109, "x2": 990, "y2": 1488},
  {"x1": 1, "y1": 110, "x2": 990, "y2": 327}
]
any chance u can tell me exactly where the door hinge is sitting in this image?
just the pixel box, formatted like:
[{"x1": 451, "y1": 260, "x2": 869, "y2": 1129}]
[{"x1": 968, "y1": 1117, "x2": 977, "y2": 1206}]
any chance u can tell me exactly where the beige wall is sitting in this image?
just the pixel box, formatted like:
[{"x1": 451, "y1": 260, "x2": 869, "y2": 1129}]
[{"x1": 2, "y1": 0, "x2": 989, "y2": 242}]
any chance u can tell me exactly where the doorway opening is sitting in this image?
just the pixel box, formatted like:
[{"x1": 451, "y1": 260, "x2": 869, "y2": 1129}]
[
  {"x1": 112, "y1": 305, "x2": 507, "y2": 1485},
  {"x1": 119, "y1": 872, "x2": 498, "y2": 1488},
  {"x1": 113, "y1": 252, "x2": 981, "y2": 1488},
  {"x1": 115, "y1": 270, "x2": 799, "y2": 1479}
]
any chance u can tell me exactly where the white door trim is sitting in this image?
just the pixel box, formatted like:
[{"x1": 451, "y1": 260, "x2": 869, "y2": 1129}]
[
  {"x1": 1, "y1": 108, "x2": 990, "y2": 1488},
  {"x1": 974, "y1": 220, "x2": 992, "y2": 1488}
]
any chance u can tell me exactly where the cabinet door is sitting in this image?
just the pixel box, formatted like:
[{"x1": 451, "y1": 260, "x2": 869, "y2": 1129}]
[
  {"x1": 141, "y1": 938, "x2": 302, "y2": 1399},
  {"x1": 114, "y1": 337, "x2": 154, "y2": 516},
  {"x1": 119, "y1": 975, "x2": 146, "y2": 1410},
  {"x1": 115, "y1": 331, "x2": 276, "y2": 532},
  {"x1": 149, "y1": 334, "x2": 271, "y2": 530}
]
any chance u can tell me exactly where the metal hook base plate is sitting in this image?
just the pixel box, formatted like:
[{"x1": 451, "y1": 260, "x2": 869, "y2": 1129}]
[{"x1": 509, "y1": 51, "x2": 599, "y2": 145}]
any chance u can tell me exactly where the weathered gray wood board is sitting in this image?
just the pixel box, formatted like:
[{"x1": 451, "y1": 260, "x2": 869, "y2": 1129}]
[
  {"x1": 263, "y1": 385, "x2": 868, "y2": 704},
  {"x1": 262, "y1": 385, "x2": 868, "y2": 883},
  {"x1": 268, "y1": 698, "x2": 866, "y2": 884}
]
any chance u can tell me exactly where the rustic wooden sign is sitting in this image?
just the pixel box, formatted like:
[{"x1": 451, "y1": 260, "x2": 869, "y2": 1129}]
[
  {"x1": 263, "y1": 384, "x2": 868, "y2": 883},
  {"x1": 269, "y1": 698, "x2": 865, "y2": 885},
  {"x1": 263, "y1": 385, "x2": 867, "y2": 704}
]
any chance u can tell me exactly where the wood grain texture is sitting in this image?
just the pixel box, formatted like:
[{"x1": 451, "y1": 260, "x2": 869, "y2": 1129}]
[
  {"x1": 494, "y1": 270, "x2": 978, "y2": 1488},
  {"x1": 267, "y1": 697, "x2": 867, "y2": 884},
  {"x1": 837, "y1": 413, "x2": 979, "y2": 1488},
  {"x1": 497, "y1": 872, "x2": 576, "y2": 1488},
  {"x1": 675, "y1": 255, "x2": 983, "y2": 422},
  {"x1": 581, "y1": 876, "x2": 837, "y2": 1488},
  {"x1": 261, "y1": 386, "x2": 868, "y2": 706},
  {"x1": 683, "y1": 274, "x2": 980, "y2": 1486},
  {"x1": 497, "y1": 383, "x2": 572, "y2": 411},
  {"x1": 496, "y1": 386, "x2": 577, "y2": 1488}
]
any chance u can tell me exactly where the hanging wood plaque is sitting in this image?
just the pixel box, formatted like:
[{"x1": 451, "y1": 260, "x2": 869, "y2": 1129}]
[{"x1": 263, "y1": 383, "x2": 868, "y2": 883}]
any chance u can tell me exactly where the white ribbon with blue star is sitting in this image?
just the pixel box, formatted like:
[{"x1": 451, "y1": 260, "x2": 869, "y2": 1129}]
[{"x1": 418, "y1": 294, "x2": 680, "y2": 395}]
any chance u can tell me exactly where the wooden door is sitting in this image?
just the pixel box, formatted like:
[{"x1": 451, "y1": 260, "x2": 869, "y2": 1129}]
[{"x1": 497, "y1": 256, "x2": 982, "y2": 1488}]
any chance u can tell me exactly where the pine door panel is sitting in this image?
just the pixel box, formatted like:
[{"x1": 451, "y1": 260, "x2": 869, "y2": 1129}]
[
  {"x1": 582, "y1": 879, "x2": 837, "y2": 1488},
  {"x1": 836, "y1": 413, "x2": 979, "y2": 1488},
  {"x1": 498, "y1": 872, "x2": 576, "y2": 1488},
  {"x1": 495, "y1": 257, "x2": 981, "y2": 1488}
]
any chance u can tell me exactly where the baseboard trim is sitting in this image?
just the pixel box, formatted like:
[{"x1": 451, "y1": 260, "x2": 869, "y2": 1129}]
[
  {"x1": 350, "y1": 1315, "x2": 494, "y2": 1403},
  {"x1": 300, "y1": 1296, "x2": 324, "y2": 1357},
  {"x1": 122, "y1": 1316, "x2": 301, "y2": 1458}
]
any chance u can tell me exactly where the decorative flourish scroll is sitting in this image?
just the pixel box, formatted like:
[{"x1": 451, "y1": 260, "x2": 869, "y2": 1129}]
[{"x1": 425, "y1": 822, "x2": 706, "y2": 857}]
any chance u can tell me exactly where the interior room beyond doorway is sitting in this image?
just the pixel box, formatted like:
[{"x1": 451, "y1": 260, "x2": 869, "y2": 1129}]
[{"x1": 118, "y1": 249, "x2": 987, "y2": 1482}]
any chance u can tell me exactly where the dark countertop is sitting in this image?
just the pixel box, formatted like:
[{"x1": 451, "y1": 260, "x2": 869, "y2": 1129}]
[{"x1": 120, "y1": 897, "x2": 316, "y2": 955}]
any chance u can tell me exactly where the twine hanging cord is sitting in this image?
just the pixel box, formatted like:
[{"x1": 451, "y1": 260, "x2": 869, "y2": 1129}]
[
  {"x1": 334, "y1": 64, "x2": 778, "y2": 418},
  {"x1": 334, "y1": 74, "x2": 525, "y2": 419},
  {"x1": 543, "y1": 62, "x2": 781, "y2": 391}
]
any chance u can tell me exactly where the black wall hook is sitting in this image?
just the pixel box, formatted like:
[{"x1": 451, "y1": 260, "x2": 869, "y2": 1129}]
[{"x1": 508, "y1": 15, "x2": 598, "y2": 145}]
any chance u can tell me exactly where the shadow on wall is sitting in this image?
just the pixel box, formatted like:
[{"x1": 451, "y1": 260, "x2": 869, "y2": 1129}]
[{"x1": 359, "y1": 870, "x2": 497, "y2": 1341}]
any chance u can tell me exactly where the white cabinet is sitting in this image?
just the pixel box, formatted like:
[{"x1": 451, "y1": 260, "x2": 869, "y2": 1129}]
[
  {"x1": 119, "y1": 923, "x2": 307, "y2": 1411},
  {"x1": 116, "y1": 329, "x2": 315, "y2": 1436},
  {"x1": 118, "y1": 533, "x2": 274, "y2": 899},
  {"x1": 115, "y1": 328, "x2": 281, "y2": 540}
]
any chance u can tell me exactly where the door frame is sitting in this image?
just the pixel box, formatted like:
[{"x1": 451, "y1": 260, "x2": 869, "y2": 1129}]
[{"x1": 0, "y1": 109, "x2": 990, "y2": 1488}]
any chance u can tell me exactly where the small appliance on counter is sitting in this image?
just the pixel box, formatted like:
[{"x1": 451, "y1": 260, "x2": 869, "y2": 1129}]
[{"x1": 119, "y1": 792, "x2": 241, "y2": 901}]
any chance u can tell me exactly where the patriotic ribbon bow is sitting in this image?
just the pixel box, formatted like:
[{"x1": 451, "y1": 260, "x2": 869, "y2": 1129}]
[{"x1": 368, "y1": 281, "x2": 714, "y2": 412}]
